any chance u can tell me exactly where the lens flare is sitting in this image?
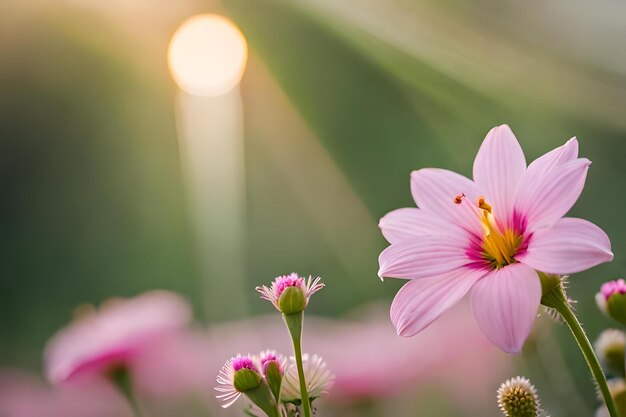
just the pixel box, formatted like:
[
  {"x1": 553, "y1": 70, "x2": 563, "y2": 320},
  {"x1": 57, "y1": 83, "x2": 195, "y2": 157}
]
[{"x1": 168, "y1": 14, "x2": 248, "y2": 97}]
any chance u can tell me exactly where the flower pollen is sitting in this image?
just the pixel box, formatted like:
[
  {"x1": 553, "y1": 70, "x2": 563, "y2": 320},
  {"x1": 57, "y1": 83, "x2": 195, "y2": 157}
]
[{"x1": 475, "y1": 197, "x2": 522, "y2": 269}]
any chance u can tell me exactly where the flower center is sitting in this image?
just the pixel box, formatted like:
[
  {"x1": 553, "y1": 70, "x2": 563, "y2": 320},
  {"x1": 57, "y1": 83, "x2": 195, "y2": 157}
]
[{"x1": 477, "y1": 198, "x2": 522, "y2": 269}]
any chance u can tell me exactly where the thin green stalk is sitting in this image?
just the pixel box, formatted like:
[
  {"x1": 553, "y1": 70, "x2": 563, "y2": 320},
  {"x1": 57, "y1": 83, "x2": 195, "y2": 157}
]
[
  {"x1": 109, "y1": 366, "x2": 143, "y2": 417},
  {"x1": 542, "y1": 284, "x2": 619, "y2": 417},
  {"x1": 283, "y1": 311, "x2": 312, "y2": 417}
]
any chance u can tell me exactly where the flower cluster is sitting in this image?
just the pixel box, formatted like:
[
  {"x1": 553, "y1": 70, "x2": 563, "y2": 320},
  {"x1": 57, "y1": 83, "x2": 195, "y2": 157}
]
[
  {"x1": 217, "y1": 273, "x2": 331, "y2": 417},
  {"x1": 216, "y1": 351, "x2": 333, "y2": 412}
]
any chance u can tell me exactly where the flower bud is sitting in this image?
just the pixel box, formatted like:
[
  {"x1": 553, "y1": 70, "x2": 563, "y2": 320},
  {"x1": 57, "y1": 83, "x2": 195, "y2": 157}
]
[
  {"x1": 594, "y1": 329, "x2": 626, "y2": 378},
  {"x1": 256, "y1": 273, "x2": 324, "y2": 314},
  {"x1": 261, "y1": 351, "x2": 284, "y2": 402},
  {"x1": 232, "y1": 357, "x2": 262, "y2": 392},
  {"x1": 497, "y1": 376, "x2": 541, "y2": 417},
  {"x1": 234, "y1": 368, "x2": 262, "y2": 392},
  {"x1": 596, "y1": 279, "x2": 626, "y2": 326},
  {"x1": 604, "y1": 379, "x2": 626, "y2": 417},
  {"x1": 278, "y1": 286, "x2": 307, "y2": 314}
]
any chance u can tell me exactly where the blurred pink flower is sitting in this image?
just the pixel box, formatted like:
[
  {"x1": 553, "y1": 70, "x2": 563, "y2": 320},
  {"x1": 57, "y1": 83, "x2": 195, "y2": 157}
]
[
  {"x1": 0, "y1": 369, "x2": 131, "y2": 417},
  {"x1": 44, "y1": 290, "x2": 192, "y2": 384},
  {"x1": 378, "y1": 124, "x2": 613, "y2": 353}
]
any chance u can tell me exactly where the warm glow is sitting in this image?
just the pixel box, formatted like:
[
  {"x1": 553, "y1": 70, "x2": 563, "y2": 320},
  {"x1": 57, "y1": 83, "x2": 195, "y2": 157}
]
[{"x1": 168, "y1": 14, "x2": 248, "y2": 97}]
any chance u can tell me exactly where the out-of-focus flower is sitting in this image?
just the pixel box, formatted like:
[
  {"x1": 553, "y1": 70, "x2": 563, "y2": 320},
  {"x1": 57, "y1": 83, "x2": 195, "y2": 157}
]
[
  {"x1": 596, "y1": 279, "x2": 626, "y2": 326},
  {"x1": 497, "y1": 376, "x2": 541, "y2": 417},
  {"x1": 596, "y1": 379, "x2": 626, "y2": 417},
  {"x1": 594, "y1": 329, "x2": 626, "y2": 378},
  {"x1": 281, "y1": 354, "x2": 334, "y2": 403},
  {"x1": 256, "y1": 273, "x2": 324, "y2": 314},
  {"x1": 44, "y1": 290, "x2": 191, "y2": 384},
  {"x1": 378, "y1": 124, "x2": 613, "y2": 353},
  {"x1": 0, "y1": 369, "x2": 131, "y2": 417}
]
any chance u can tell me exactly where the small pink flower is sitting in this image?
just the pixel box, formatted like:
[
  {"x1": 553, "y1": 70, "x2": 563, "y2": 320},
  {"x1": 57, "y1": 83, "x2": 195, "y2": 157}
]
[
  {"x1": 44, "y1": 291, "x2": 191, "y2": 384},
  {"x1": 600, "y1": 279, "x2": 626, "y2": 300},
  {"x1": 378, "y1": 125, "x2": 613, "y2": 353},
  {"x1": 256, "y1": 273, "x2": 324, "y2": 312},
  {"x1": 215, "y1": 354, "x2": 261, "y2": 408},
  {"x1": 596, "y1": 279, "x2": 626, "y2": 325},
  {"x1": 259, "y1": 350, "x2": 284, "y2": 376}
]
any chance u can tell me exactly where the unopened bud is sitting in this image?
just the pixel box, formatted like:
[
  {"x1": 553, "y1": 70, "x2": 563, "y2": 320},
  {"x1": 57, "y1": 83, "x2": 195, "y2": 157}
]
[
  {"x1": 256, "y1": 273, "x2": 324, "y2": 314},
  {"x1": 278, "y1": 286, "x2": 307, "y2": 314},
  {"x1": 597, "y1": 279, "x2": 626, "y2": 326},
  {"x1": 594, "y1": 329, "x2": 626, "y2": 378},
  {"x1": 260, "y1": 351, "x2": 284, "y2": 401},
  {"x1": 497, "y1": 376, "x2": 541, "y2": 417},
  {"x1": 232, "y1": 357, "x2": 262, "y2": 392}
]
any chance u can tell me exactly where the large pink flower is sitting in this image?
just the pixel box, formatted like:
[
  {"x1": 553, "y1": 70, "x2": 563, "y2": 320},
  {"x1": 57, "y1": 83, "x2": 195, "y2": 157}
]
[
  {"x1": 378, "y1": 124, "x2": 613, "y2": 353},
  {"x1": 44, "y1": 290, "x2": 191, "y2": 384}
]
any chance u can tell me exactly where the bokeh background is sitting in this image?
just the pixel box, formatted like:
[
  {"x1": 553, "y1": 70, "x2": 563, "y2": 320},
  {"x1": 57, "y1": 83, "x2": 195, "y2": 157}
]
[{"x1": 2, "y1": 0, "x2": 626, "y2": 416}]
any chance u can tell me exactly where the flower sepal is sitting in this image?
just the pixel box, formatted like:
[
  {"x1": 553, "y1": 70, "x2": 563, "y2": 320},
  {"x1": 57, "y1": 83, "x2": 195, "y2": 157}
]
[
  {"x1": 234, "y1": 368, "x2": 263, "y2": 392},
  {"x1": 279, "y1": 286, "x2": 307, "y2": 315},
  {"x1": 538, "y1": 272, "x2": 562, "y2": 301},
  {"x1": 607, "y1": 294, "x2": 626, "y2": 327},
  {"x1": 241, "y1": 382, "x2": 280, "y2": 417},
  {"x1": 264, "y1": 360, "x2": 283, "y2": 403}
]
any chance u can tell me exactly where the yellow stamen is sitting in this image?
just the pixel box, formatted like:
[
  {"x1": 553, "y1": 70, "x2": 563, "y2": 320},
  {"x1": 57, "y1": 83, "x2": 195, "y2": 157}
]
[{"x1": 478, "y1": 198, "x2": 521, "y2": 268}]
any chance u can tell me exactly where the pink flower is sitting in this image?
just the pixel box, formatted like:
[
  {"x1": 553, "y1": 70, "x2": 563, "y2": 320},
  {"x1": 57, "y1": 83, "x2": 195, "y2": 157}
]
[
  {"x1": 215, "y1": 354, "x2": 264, "y2": 408},
  {"x1": 600, "y1": 279, "x2": 626, "y2": 300},
  {"x1": 378, "y1": 124, "x2": 613, "y2": 353},
  {"x1": 256, "y1": 273, "x2": 324, "y2": 312},
  {"x1": 259, "y1": 350, "x2": 284, "y2": 375},
  {"x1": 595, "y1": 279, "x2": 626, "y2": 325},
  {"x1": 44, "y1": 290, "x2": 192, "y2": 384},
  {"x1": 0, "y1": 369, "x2": 132, "y2": 417},
  {"x1": 281, "y1": 353, "x2": 334, "y2": 402}
]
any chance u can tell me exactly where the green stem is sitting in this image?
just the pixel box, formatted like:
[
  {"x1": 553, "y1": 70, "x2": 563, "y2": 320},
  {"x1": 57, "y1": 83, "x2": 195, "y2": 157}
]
[
  {"x1": 243, "y1": 384, "x2": 280, "y2": 417},
  {"x1": 109, "y1": 366, "x2": 143, "y2": 417},
  {"x1": 283, "y1": 311, "x2": 312, "y2": 417},
  {"x1": 542, "y1": 284, "x2": 619, "y2": 417}
]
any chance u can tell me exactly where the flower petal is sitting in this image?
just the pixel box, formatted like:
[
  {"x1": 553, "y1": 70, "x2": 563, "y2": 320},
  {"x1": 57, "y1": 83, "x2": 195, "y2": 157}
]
[
  {"x1": 378, "y1": 236, "x2": 470, "y2": 280},
  {"x1": 470, "y1": 263, "x2": 541, "y2": 354},
  {"x1": 514, "y1": 158, "x2": 591, "y2": 232},
  {"x1": 410, "y1": 168, "x2": 483, "y2": 235},
  {"x1": 391, "y1": 267, "x2": 486, "y2": 336},
  {"x1": 525, "y1": 137, "x2": 578, "y2": 177},
  {"x1": 473, "y1": 125, "x2": 526, "y2": 222},
  {"x1": 379, "y1": 208, "x2": 451, "y2": 244},
  {"x1": 517, "y1": 217, "x2": 613, "y2": 274}
]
